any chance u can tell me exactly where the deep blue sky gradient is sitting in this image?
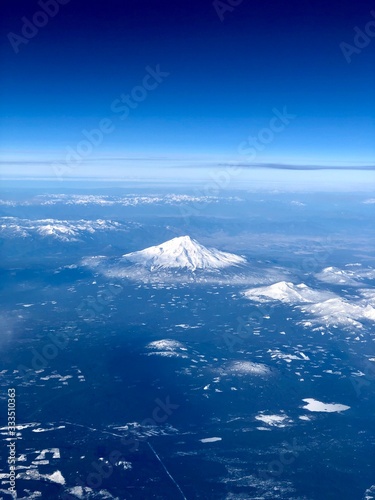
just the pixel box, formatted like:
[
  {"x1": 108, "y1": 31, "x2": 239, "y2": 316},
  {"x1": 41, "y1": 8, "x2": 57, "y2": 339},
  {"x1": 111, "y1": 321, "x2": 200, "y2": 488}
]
[{"x1": 1, "y1": 0, "x2": 375, "y2": 178}]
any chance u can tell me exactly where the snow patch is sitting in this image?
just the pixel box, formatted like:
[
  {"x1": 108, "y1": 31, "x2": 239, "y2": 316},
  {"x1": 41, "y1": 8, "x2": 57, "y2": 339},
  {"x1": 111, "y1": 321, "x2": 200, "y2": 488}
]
[
  {"x1": 302, "y1": 398, "x2": 350, "y2": 413},
  {"x1": 255, "y1": 414, "x2": 290, "y2": 427},
  {"x1": 200, "y1": 437, "x2": 222, "y2": 443}
]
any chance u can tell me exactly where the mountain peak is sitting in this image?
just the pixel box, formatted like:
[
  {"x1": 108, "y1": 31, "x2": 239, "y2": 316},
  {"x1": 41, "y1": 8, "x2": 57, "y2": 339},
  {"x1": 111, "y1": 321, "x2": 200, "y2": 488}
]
[
  {"x1": 122, "y1": 235, "x2": 246, "y2": 271},
  {"x1": 244, "y1": 281, "x2": 335, "y2": 304},
  {"x1": 161, "y1": 235, "x2": 195, "y2": 247}
]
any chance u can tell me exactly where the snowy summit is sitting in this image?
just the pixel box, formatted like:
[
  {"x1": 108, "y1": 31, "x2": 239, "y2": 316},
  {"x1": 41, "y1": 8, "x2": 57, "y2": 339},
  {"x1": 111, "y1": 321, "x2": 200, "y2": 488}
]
[
  {"x1": 122, "y1": 235, "x2": 246, "y2": 271},
  {"x1": 243, "y1": 281, "x2": 335, "y2": 304}
]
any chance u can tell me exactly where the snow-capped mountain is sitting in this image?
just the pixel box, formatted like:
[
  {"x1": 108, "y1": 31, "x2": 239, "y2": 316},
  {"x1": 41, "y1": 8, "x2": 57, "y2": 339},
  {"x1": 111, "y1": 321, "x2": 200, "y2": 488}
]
[
  {"x1": 244, "y1": 280, "x2": 375, "y2": 330},
  {"x1": 300, "y1": 297, "x2": 375, "y2": 328},
  {"x1": 0, "y1": 217, "x2": 134, "y2": 242},
  {"x1": 121, "y1": 235, "x2": 246, "y2": 271},
  {"x1": 82, "y1": 235, "x2": 283, "y2": 285},
  {"x1": 0, "y1": 193, "x2": 239, "y2": 207},
  {"x1": 316, "y1": 265, "x2": 375, "y2": 286},
  {"x1": 243, "y1": 281, "x2": 335, "y2": 304}
]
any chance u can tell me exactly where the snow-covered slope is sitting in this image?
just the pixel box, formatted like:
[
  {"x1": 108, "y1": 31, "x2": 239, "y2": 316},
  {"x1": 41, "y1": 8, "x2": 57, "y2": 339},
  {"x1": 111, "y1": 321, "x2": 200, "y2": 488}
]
[
  {"x1": 244, "y1": 281, "x2": 375, "y2": 329},
  {"x1": 316, "y1": 265, "x2": 375, "y2": 285},
  {"x1": 122, "y1": 235, "x2": 246, "y2": 271},
  {"x1": 243, "y1": 281, "x2": 334, "y2": 304},
  {"x1": 300, "y1": 298, "x2": 375, "y2": 327},
  {"x1": 315, "y1": 266, "x2": 360, "y2": 286},
  {"x1": 0, "y1": 217, "x2": 129, "y2": 242}
]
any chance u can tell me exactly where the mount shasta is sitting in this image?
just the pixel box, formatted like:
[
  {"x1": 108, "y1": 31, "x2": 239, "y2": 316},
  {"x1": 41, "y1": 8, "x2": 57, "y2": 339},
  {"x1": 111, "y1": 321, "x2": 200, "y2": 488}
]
[
  {"x1": 121, "y1": 235, "x2": 247, "y2": 271},
  {"x1": 81, "y1": 235, "x2": 273, "y2": 284}
]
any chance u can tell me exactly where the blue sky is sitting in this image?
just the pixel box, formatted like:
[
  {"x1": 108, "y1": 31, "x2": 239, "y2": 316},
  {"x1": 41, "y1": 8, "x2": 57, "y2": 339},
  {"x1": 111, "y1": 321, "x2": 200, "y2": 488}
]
[{"x1": 1, "y1": 0, "x2": 374, "y2": 182}]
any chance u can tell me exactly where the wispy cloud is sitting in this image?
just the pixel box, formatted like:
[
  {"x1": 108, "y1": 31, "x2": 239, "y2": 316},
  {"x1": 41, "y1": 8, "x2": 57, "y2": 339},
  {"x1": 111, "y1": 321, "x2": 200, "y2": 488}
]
[{"x1": 217, "y1": 162, "x2": 375, "y2": 171}]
